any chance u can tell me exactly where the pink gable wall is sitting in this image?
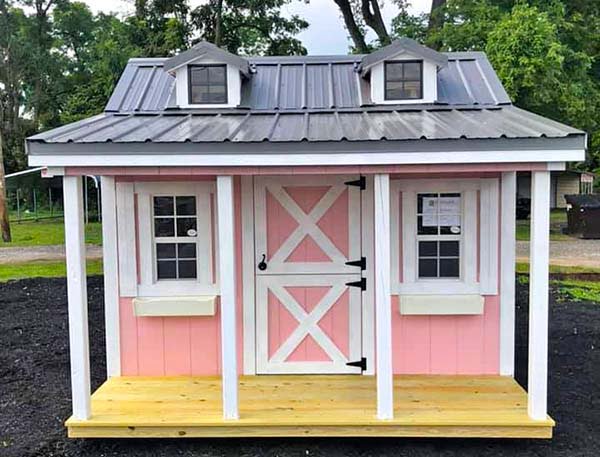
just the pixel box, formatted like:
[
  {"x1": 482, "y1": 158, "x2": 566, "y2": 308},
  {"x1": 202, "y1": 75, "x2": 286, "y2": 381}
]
[{"x1": 118, "y1": 177, "x2": 244, "y2": 376}]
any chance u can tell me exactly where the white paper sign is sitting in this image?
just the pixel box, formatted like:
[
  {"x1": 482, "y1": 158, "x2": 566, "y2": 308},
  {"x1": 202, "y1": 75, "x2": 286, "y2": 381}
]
[{"x1": 422, "y1": 196, "x2": 461, "y2": 227}]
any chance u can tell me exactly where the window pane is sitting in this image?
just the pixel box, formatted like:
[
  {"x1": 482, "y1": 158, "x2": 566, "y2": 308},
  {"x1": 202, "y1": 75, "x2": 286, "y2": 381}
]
[
  {"x1": 176, "y1": 196, "x2": 196, "y2": 216},
  {"x1": 178, "y1": 243, "x2": 196, "y2": 259},
  {"x1": 191, "y1": 85, "x2": 209, "y2": 104},
  {"x1": 157, "y1": 260, "x2": 177, "y2": 279},
  {"x1": 403, "y1": 62, "x2": 421, "y2": 80},
  {"x1": 190, "y1": 67, "x2": 208, "y2": 84},
  {"x1": 155, "y1": 218, "x2": 175, "y2": 237},
  {"x1": 386, "y1": 63, "x2": 403, "y2": 80},
  {"x1": 209, "y1": 66, "x2": 226, "y2": 83},
  {"x1": 417, "y1": 193, "x2": 437, "y2": 213},
  {"x1": 208, "y1": 85, "x2": 227, "y2": 103},
  {"x1": 177, "y1": 217, "x2": 197, "y2": 237},
  {"x1": 403, "y1": 80, "x2": 421, "y2": 99},
  {"x1": 417, "y1": 215, "x2": 438, "y2": 235},
  {"x1": 178, "y1": 260, "x2": 197, "y2": 279},
  {"x1": 154, "y1": 196, "x2": 174, "y2": 216},
  {"x1": 418, "y1": 259, "x2": 437, "y2": 278},
  {"x1": 418, "y1": 241, "x2": 437, "y2": 257},
  {"x1": 440, "y1": 258, "x2": 460, "y2": 277},
  {"x1": 440, "y1": 240, "x2": 459, "y2": 257},
  {"x1": 156, "y1": 243, "x2": 176, "y2": 259},
  {"x1": 385, "y1": 81, "x2": 403, "y2": 100}
]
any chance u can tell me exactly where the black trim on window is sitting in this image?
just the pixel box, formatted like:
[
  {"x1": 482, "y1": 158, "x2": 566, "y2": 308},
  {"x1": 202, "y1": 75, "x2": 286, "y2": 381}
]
[
  {"x1": 384, "y1": 60, "x2": 423, "y2": 101},
  {"x1": 188, "y1": 64, "x2": 228, "y2": 105}
]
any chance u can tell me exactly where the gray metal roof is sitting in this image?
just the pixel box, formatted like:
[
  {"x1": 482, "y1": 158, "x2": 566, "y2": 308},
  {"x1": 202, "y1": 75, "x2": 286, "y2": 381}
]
[
  {"x1": 28, "y1": 106, "x2": 583, "y2": 145},
  {"x1": 104, "y1": 51, "x2": 511, "y2": 113},
  {"x1": 29, "y1": 47, "x2": 586, "y2": 155},
  {"x1": 360, "y1": 38, "x2": 448, "y2": 74}
]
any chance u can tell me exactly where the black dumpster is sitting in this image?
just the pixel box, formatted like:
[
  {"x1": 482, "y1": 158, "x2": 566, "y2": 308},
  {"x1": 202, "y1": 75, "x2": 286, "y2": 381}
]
[{"x1": 565, "y1": 194, "x2": 600, "y2": 239}]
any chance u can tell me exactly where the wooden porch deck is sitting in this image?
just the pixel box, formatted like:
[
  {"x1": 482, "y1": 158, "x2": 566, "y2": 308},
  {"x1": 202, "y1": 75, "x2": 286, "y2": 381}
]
[{"x1": 66, "y1": 375, "x2": 554, "y2": 438}]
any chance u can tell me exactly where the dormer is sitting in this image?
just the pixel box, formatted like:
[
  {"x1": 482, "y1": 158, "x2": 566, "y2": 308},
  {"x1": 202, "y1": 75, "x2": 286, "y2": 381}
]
[
  {"x1": 163, "y1": 41, "x2": 250, "y2": 109},
  {"x1": 360, "y1": 38, "x2": 448, "y2": 105}
]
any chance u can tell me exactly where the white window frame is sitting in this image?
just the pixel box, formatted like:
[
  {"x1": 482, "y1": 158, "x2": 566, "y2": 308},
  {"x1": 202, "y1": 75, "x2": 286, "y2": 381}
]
[
  {"x1": 391, "y1": 178, "x2": 499, "y2": 296},
  {"x1": 135, "y1": 182, "x2": 218, "y2": 297}
]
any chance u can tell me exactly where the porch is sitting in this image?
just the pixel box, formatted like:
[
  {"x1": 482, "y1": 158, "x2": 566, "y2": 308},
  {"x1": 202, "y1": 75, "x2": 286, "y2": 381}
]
[{"x1": 66, "y1": 375, "x2": 554, "y2": 438}]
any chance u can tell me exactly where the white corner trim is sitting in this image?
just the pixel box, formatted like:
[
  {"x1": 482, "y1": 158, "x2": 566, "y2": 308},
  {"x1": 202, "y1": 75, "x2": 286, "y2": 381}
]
[
  {"x1": 374, "y1": 174, "x2": 393, "y2": 420},
  {"x1": 132, "y1": 296, "x2": 217, "y2": 316},
  {"x1": 546, "y1": 162, "x2": 566, "y2": 171},
  {"x1": 480, "y1": 178, "x2": 499, "y2": 295},
  {"x1": 216, "y1": 176, "x2": 239, "y2": 420},
  {"x1": 241, "y1": 176, "x2": 256, "y2": 375},
  {"x1": 361, "y1": 175, "x2": 376, "y2": 375},
  {"x1": 63, "y1": 176, "x2": 91, "y2": 420},
  {"x1": 42, "y1": 166, "x2": 65, "y2": 177},
  {"x1": 100, "y1": 176, "x2": 121, "y2": 378},
  {"x1": 528, "y1": 171, "x2": 551, "y2": 421},
  {"x1": 116, "y1": 182, "x2": 137, "y2": 297},
  {"x1": 399, "y1": 294, "x2": 484, "y2": 315},
  {"x1": 500, "y1": 172, "x2": 516, "y2": 376}
]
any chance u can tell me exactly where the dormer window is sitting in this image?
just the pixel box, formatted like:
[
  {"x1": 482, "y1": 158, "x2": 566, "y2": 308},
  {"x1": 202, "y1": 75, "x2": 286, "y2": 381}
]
[
  {"x1": 384, "y1": 61, "x2": 423, "y2": 100},
  {"x1": 188, "y1": 65, "x2": 228, "y2": 104}
]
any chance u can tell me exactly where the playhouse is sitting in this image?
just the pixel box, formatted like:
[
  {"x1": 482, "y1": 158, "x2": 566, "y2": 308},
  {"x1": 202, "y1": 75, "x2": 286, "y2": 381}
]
[{"x1": 26, "y1": 39, "x2": 586, "y2": 438}]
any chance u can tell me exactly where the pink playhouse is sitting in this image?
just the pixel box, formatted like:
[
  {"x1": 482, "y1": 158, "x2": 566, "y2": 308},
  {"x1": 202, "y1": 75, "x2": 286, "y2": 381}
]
[{"x1": 27, "y1": 39, "x2": 586, "y2": 438}]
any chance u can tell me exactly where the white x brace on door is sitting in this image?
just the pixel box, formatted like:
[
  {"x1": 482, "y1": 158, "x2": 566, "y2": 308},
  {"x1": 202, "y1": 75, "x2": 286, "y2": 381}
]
[{"x1": 254, "y1": 176, "x2": 364, "y2": 374}]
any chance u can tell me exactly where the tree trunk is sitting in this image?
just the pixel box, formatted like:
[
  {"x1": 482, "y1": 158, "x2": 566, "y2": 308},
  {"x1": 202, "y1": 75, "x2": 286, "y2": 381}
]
[
  {"x1": 361, "y1": 0, "x2": 390, "y2": 45},
  {"x1": 333, "y1": 0, "x2": 369, "y2": 53},
  {"x1": 214, "y1": 0, "x2": 223, "y2": 47},
  {"x1": 0, "y1": 128, "x2": 11, "y2": 242},
  {"x1": 428, "y1": 0, "x2": 446, "y2": 31}
]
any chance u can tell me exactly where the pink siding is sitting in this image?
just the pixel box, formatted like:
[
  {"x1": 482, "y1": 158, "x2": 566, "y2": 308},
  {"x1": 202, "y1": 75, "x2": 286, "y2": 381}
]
[
  {"x1": 119, "y1": 177, "x2": 243, "y2": 376},
  {"x1": 391, "y1": 296, "x2": 500, "y2": 374},
  {"x1": 66, "y1": 162, "x2": 546, "y2": 177}
]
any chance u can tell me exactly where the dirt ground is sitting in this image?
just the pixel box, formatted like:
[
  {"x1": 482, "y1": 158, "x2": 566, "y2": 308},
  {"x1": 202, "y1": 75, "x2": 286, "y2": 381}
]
[{"x1": 0, "y1": 277, "x2": 598, "y2": 457}]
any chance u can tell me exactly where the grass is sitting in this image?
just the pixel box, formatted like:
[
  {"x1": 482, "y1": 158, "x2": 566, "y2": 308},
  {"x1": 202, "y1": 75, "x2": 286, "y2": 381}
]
[
  {"x1": 515, "y1": 209, "x2": 573, "y2": 241},
  {"x1": 516, "y1": 262, "x2": 600, "y2": 275},
  {"x1": 0, "y1": 219, "x2": 102, "y2": 247},
  {"x1": 0, "y1": 259, "x2": 104, "y2": 282}
]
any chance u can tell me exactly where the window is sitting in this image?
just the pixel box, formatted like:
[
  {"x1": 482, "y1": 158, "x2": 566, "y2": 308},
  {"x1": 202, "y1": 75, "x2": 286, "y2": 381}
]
[
  {"x1": 416, "y1": 193, "x2": 461, "y2": 279},
  {"x1": 153, "y1": 196, "x2": 198, "y2": 280},
  {"x1": 384, "y1": 61, "x2": 422, "y2": 100},
  {"x1": 135, "y1": 182, "x2": 216, "y2": 297},
  {"x1": 188, "y1": 65, "x2": 227, "y2": 104}
]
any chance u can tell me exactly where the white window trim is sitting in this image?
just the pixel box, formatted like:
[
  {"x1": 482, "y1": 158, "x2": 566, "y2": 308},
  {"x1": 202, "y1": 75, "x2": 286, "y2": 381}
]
[
  {"x1": 135, "y1": 181, "x2": 218, "y2": 297},
  {"x1": 391, "y1": 178, "x2": 499, "y2": 296}
]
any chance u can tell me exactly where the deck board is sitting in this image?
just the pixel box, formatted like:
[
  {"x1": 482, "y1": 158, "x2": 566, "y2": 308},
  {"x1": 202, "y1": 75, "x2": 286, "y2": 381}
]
[{"x1": 67, "y1": 375, "x2": 554, "y2": 438}]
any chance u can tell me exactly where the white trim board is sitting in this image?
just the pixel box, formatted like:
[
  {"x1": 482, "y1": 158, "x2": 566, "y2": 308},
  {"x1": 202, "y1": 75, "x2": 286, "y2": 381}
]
[
  {"x1": 240, "y1": 176, "x2": 256, "y2": 375},
  {"x1": 29, "y1": 149, "x2": 584, "y2": 167}
]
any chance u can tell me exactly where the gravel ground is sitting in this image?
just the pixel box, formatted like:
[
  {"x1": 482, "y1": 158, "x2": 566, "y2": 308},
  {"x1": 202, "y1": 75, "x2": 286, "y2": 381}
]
[
  {"x1": 1, "y1": 277, "x2": 599, "y2": 457},
  {"x1": 0, "y1": 245, "x2": 103, "y2": 265},
  {"x1": 516, "y1": 239, "x2": 600, "y2": 268}
]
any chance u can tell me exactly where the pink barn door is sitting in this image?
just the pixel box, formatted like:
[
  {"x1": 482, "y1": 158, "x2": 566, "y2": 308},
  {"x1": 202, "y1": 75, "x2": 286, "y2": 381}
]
[{"x1": 254, "y1": 176, "x2": 363, "y2": 374}]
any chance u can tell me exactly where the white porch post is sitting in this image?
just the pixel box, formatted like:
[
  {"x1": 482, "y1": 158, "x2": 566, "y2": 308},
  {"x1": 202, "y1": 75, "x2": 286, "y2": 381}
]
[
  {"x1": 500, "y1": 171, "x2": 517, "y2": 376},
  {"x1": 63, "y1": 176, "x2": 91, "y2": 420},
  {"x1": 216, "y1": 175, "x2": 239, "y2": 420},
  {"x1": 374, "y1": 174, "x2": 393, "y2": 420},
  {"x1": 528, "y1": 170, "x2": 551, "y2": 420}
]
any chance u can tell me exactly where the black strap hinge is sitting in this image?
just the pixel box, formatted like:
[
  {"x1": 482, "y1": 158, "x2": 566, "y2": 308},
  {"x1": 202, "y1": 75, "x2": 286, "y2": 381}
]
[
  {"x1": 345, "y1": 277, "x2": 366, "y2": 291},
  {"x1": 344, "y1": 176, "x2": 365, "y2": 190},
  {"x1": 345, "y1": 257, "x2": 366, "y2": 271},
  {"x1": 346, "y1": 357, "x2": 367, "y2": 372}
]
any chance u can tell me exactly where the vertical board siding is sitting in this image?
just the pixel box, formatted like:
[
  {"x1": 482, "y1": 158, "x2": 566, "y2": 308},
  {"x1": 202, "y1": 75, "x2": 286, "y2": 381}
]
[{"x1": 118, "y1": 178, "x2": 244, "y2": 376}]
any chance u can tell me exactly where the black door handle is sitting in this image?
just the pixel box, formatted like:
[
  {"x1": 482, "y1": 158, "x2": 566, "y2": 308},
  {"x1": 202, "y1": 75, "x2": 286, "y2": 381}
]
[{"x1": 258, "y1": 254, "x2": 267, "y2": 271}]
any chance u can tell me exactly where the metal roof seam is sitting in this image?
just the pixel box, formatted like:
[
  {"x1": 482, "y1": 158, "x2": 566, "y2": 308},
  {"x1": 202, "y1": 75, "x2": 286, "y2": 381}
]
[
  {"x1": 63, "y1": 115, "x2": 125, "y2": 143},
  {"x1": 135, "y1": 66, "x2": 157, "y2": 112},
  {"x1": 454, "y1": 60, "x2": 476, "y2": 105},
  {"x1": 474, "y1": 58, "x2": 499, "y2": 105},
  {"x1": 227, "y1": 113, "x2": 252, "y2": 141},
  {"x1": 266, "y1": 113, "x2": 280, "y2": 141},
  {"x1": 150, "y1": 114, "x2": 191, "y2": 141}
]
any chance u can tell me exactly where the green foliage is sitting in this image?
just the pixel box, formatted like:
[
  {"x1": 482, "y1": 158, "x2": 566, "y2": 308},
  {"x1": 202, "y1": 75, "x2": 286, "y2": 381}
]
[
  {"x1": 191, "y1": 0, "x2": 308, "y2": 56},
  {"x1": 0, "y1": 259, "x2": 103, "y2": 282},
  {"x1": 553, "y1": 279, "x2": 600, "y2": 303}
]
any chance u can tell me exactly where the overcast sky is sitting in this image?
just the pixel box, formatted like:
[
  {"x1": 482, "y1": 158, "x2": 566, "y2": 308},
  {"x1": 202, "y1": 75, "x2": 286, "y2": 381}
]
[{"x1": 79, "y1": 0, "x2": 432, "y2": 55}]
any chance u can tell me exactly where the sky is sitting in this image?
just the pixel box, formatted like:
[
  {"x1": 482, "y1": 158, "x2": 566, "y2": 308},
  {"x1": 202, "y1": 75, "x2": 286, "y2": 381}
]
[{"x1": 79, "y1": 0, "x2": 433, "y2": 55}]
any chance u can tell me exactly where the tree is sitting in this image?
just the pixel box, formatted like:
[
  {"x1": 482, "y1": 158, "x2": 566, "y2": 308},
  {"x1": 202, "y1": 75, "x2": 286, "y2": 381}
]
[{"x1": 191, "y1": 0, "x2": 308, "y2": 56}]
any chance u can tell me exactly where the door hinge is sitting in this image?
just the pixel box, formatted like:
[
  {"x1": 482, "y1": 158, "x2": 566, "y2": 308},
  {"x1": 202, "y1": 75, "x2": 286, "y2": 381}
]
[
  {"x1": 345, "y1": 257, "x2": 366, "y2": 271},
  {"x1": 344, "y1": 176, "x2": 366, "y2": 190},
  {"x1": 346, "y1": 357, "x2": 367, "y2": 372},
  {"x1": 345, "y1": 277, "x2": 366, "y2": 291}
]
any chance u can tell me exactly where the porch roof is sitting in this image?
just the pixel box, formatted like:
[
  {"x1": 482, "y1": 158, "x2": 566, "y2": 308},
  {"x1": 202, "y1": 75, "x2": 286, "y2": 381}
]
[{"x1": 27, "y1": 106, "x2": 584, "y2": 152}]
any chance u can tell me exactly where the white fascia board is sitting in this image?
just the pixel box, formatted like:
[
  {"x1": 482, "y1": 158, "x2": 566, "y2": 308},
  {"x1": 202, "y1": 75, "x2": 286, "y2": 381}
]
[{"x1": 29, "y1": 149, "x2": 586, "y2": 168}]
